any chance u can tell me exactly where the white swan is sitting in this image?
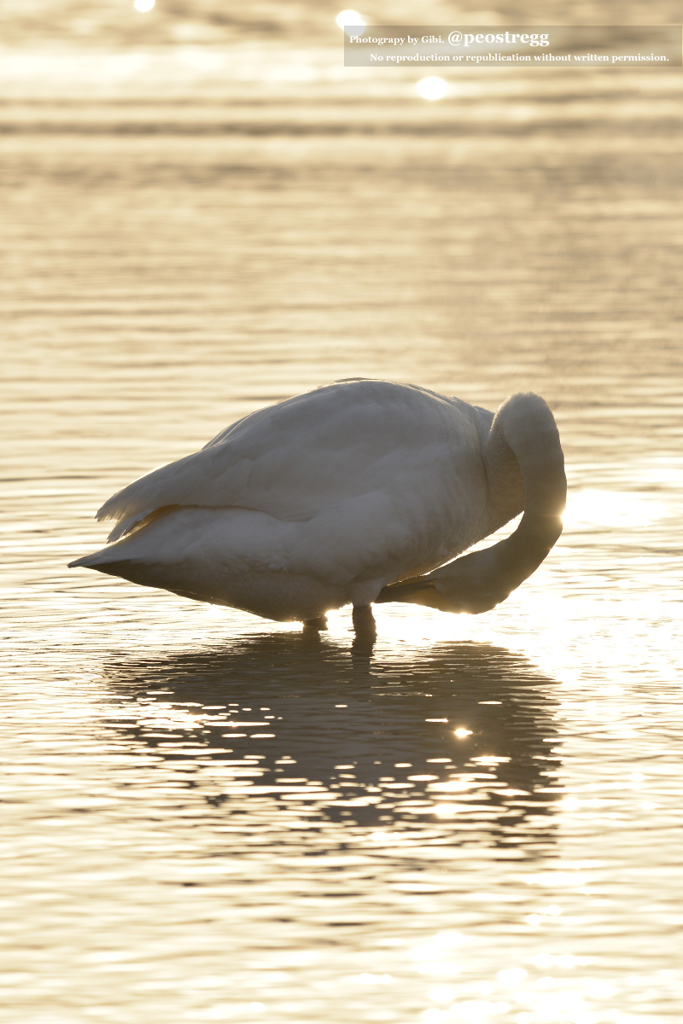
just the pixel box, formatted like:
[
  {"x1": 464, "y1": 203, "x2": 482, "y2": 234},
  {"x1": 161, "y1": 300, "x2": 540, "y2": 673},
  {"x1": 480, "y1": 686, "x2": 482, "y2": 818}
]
[{"x1": 69, "y1": 379, "x2": 566, "y2": 631}]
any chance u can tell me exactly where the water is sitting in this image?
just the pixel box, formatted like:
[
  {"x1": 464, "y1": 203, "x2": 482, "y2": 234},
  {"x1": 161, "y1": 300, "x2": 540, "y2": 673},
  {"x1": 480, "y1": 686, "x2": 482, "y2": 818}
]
[{"x1": 2, "y1": 46, "x2": 683, "y2": 1024}]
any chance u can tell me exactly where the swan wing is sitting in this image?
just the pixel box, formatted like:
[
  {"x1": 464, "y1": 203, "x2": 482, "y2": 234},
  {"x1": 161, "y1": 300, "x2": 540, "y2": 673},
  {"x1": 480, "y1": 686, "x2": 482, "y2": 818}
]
[{"x1": 97, "y1": 380, "x2": 485, "y2": 542}]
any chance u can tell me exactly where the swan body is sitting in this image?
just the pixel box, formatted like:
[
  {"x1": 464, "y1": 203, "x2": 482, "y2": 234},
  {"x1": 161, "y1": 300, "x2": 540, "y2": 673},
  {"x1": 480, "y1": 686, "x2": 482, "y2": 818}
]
[{"x1": 69, "y1": 379, "x2": 566, "y2": 624}]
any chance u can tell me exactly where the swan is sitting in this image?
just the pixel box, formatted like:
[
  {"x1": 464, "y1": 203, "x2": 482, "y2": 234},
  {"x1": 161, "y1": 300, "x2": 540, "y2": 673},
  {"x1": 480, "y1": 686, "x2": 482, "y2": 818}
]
[{"x1": 69, "y1": 378, "x2": 566, "y2": 632}]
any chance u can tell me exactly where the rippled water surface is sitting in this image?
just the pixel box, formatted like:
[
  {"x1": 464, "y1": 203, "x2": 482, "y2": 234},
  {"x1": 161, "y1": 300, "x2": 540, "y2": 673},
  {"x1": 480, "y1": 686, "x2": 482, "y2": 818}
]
[{"x1": 2, "y1": 52, "x2": 683, "y2": 1024}]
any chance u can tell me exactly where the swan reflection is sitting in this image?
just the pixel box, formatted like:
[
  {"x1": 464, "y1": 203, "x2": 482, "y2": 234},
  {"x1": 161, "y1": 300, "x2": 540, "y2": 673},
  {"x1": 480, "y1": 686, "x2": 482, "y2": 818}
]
[{"x1": 104, "y1": 635, "x2": 562, "y2": 852}]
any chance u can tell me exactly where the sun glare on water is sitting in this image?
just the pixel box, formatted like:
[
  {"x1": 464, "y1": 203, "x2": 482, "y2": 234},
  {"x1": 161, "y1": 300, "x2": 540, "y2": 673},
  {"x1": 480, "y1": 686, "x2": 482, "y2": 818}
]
[
  {"x1": 417, "y1": 77, "x2": 448, "y2": 100},
  {"x1": 336, "y1": 9, "x2": 365, "y2": 32},
  {"x1": 563, "y1": 489, "x2": 667, "y2": 528}
]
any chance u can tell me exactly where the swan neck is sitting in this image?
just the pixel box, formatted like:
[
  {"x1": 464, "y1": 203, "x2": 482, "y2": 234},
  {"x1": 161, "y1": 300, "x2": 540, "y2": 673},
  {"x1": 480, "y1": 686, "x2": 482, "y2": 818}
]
[
  {"x1": 483, "y1": 420, "x2": 525, "y2": 523},
  {"x1": 488, "y1": 393, "x2": 566, "y2": 520}
]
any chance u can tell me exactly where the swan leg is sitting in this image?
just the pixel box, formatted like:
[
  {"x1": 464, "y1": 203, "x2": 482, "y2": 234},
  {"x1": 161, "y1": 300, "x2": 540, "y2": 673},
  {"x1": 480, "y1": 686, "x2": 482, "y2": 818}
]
[
  {"x1": 303, "y1": 614, "x2": 328, "y2": 632},
  {"x1": 352, "y1": 604, "x2": 376, "y2": 637}
]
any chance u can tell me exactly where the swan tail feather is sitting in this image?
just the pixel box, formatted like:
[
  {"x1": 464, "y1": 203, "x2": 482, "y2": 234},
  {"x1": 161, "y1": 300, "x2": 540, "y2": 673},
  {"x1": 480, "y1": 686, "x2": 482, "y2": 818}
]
[{"x1": 68, "y1": 554, "x2": 135, "y2": 577}]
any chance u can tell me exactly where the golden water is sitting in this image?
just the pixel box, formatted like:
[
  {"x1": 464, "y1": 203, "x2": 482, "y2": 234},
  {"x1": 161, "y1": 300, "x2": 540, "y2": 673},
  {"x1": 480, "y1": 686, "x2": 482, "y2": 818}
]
[{"x1": 2, "y1": 55, "x2": 683, "y2": 1023}]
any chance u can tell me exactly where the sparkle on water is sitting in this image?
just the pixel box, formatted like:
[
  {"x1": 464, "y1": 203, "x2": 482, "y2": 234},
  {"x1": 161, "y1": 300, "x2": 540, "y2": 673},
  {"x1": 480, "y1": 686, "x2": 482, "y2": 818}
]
[
  {"x1": 417, "y1": 77, "x2": 449, "y2": 101},
  {"x1": 336, "y1": 9, "x2": 365, "y2": 31},
  {"x1": 1, "y1": 38, "x2": 683, "y2": 1024}
]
